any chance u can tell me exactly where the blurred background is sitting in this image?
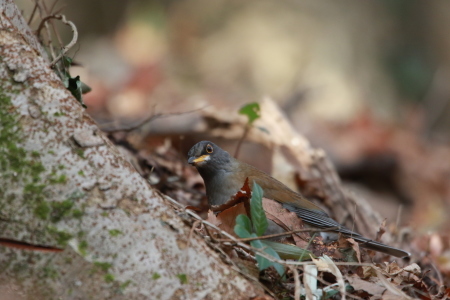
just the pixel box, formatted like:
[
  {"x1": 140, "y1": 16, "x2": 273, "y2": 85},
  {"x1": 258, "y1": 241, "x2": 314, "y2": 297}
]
[{"x1": 18, "y1": 0, "x2": 450, "y2": 249}]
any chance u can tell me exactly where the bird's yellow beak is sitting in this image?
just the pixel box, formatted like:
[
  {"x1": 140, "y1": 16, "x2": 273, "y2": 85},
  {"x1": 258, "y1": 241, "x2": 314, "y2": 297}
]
[{"x1": 188, "y1": 155, "x2": 210, "y2": 165}]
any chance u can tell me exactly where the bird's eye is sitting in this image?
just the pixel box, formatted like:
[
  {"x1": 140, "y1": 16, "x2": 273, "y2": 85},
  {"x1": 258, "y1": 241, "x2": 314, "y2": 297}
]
[{"x1": 206, "y1": 144, "x2": 213, "y2": 153}]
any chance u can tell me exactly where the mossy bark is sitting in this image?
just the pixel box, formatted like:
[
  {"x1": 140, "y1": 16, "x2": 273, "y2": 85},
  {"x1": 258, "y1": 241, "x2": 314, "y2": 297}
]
[{"x1": 0, "y1": 1, "x2": 263, "y2": 299}]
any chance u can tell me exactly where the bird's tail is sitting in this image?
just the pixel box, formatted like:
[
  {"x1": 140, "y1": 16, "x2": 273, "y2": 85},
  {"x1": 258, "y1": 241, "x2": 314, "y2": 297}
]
[{"x1": 351, "y1": 236, "x2": 410, "y2": 258}]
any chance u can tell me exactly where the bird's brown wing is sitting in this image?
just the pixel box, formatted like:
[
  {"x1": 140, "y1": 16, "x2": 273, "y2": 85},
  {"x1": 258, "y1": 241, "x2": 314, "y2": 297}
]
[
  {"x1": 237, "y1": 162, "x2": 328, "y2": 214},
  {"x1": 237, "y1": 162, "x2": 363, "y2": 235}
]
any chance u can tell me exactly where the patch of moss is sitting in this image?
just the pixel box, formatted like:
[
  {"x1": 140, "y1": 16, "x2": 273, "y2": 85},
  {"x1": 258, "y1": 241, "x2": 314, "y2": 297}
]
[
  {"x1": 0, "y1": 92, "x2": 86, "y2": 256},
  {"x1": 72, "y1": 209, "x2": 83, "y2": 219},
  {"x1": 177, "y1": 273, "x2": 188, "y2": 284},
  {"x1": 34, "y1": 202, "x2": 50, "y2": 220},
  {"x1": 94, "y1": 261, "x2": 112, "y2": 272},
  {"x1": 119, "y1": 280, "x2": 132, "y2": 291},
  {"x1": 152, "y1": 273, "x2": 161, "y2": 280},
  {"x1": 78, "y1": 240, "x2": 88, "y2": 256},
  {"x1": 104, "y1": 273, "x2": 115, "y2": 283},
  {"x1": 31, "y1": 151, "x2": 40, "y2": 158},
  {"x1": 47, "y1": 226, "x2": 73, "y2": 246},
  {"x1": 0, "y1": 92, "x2": 57, "y2": 227},
  {"x1": 50, "y1": 200, "x2": 74, "y2": 222},
  {"x1": 108, "y1": 229, "x2": 122, "y2": 237},
  {"x1": 42, "y1": 266, "x2": 58, "y2": 279},
  {"x1": 24, "y1": 182, "x2": 46, "y2": 200},
  {"x1": 49, "y1": 174, "x2": 67, "y2": 184},
  {"x1": 74, "y1": 148, "x2": 85, "y2": 158},
  {"x1": 77, "y1": 170, "x2": 84, "y2": 176}
]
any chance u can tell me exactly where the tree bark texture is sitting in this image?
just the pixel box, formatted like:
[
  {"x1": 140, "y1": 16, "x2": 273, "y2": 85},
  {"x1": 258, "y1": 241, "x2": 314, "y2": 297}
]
[{"x1": 0, "y1": 1, "x2": 262, "y2": 299}]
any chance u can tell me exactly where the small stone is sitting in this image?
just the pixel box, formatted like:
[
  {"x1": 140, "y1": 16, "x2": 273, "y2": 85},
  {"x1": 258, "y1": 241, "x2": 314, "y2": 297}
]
[
  {"x1": 73, "y1": 127, "x2": 104, "y2": 147},
  {"x1": 28, "y1": 104, "x2": 41, "y2": 118},
  {"x1": 13, "y1": 68, "x2": 30, "y2": 82}
]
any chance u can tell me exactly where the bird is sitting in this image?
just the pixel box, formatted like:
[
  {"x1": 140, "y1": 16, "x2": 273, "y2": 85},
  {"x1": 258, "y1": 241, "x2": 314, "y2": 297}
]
[{"x1": 187, "y1": 140, "x2": 410, "y2": 258}]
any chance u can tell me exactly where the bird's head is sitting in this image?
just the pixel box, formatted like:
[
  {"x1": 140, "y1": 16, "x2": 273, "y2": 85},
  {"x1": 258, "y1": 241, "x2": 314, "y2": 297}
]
[{"x1": 187, "y1": 141, "x2": 232, "y2": 170}]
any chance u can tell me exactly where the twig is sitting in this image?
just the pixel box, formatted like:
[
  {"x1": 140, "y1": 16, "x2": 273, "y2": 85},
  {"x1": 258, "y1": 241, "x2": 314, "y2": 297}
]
[
  {"x1": 50, "y1": 16, "x2": 77, "y2": 66},
  {"x1": 290, "y1": 266, "x2": 301, "y2": 300},
  {"x1": 234, "y1": 124, "x2": 249, "y2": 159},
  {"x1": 27, "y1": 1, "x2": 39, "y2": 25},
  {"x1": 215, "y1": 227, "x2": 340, "y2": 243},
  {"x1": 299, "y1": 232, "x2": 317, "y2": 262},
  {"x1": 100, "y1": 105, "x2": 209, "y2": 133},
  {"x1": 35, "y1": 1, "x2": 58, "y2": 66},
  {"x1": 395, "y1": 204, "x2": 403, "y2": 235},
  {"x1": 36, "y1": 15, "x2": 78, "y2": 67},
  {"x1": 429, "y1": 261, "x2": 444, "y2": 287},
  {"x1": 351, "y1": 200, "x2": 357, "y2": 239},
  {"x1": 41, "y1": 0, "x2": 64, "y2": 48}
]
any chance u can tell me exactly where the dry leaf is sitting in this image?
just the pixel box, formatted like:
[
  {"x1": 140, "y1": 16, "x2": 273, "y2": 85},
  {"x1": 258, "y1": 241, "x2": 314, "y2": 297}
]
[
  {"x1": 347, "y1": 238, "x2": 362, "y2": 263},
  {"x1": 347, "y1": 275, "x2": 387, "y2": 298},
  {"x1": 206, "y1": 203, "x2": 247, "y2": 237},
  {"x1": 262, "y1": 198, "x2": 310, "y2": 248}
]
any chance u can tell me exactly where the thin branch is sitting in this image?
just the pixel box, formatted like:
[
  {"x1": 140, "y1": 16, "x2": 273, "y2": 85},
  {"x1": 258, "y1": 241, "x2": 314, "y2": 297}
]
[
  {"x1": 34, "y1": 1, "x2": 57, "y2": 65},
  {"x1": 50, "y1": 16, "x2": 77, "y2": 66},
  {"x1": 100, "y1": 105, "x2": 210, "y2": 133},
  {"x1": 234, "y1": 124, "x2": 249, "y2": 158},
  {"x1": 290, "y1": 266, "x2": 301, "y2": 300},
  {"x1": 37, "y1": 15, "x2": 78, "y2": 67},
  {"x1": 27, "y1": 1, "x2": 39, "y2": 25},
  {"x1": 41, "y1": 0, "x2": 63, "y2": 47},
  {"x1": 215, "y1": 227, "x2": 340, "y2": 243},
  {"x1": 395, "y1": 204, "x2": 403, "y2": 235}
]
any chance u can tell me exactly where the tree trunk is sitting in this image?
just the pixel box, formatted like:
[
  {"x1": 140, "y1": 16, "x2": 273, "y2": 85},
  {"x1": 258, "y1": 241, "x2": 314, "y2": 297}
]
[{"x1": 0, "y1": 1, "x2": 262, "y2": 299}]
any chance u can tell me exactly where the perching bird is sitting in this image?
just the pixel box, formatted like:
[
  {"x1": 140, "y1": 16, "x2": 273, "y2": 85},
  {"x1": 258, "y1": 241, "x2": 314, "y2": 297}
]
[{"x1": 188, "y1": 141, "x2": 410, "y2": 258}]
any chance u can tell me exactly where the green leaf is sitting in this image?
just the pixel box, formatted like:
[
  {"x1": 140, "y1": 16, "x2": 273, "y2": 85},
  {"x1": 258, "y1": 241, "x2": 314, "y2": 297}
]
[
  {"x1": 68, "y1": 76, "x2": 82, "y2": 100},
  {"x1": 239, "y1": 102, "x2": 261, "y2": 124},
  {"x1": 62, "y1": 55, "x2": 73, "y2": 67},
  {"x1": 261, "y1": 242, "x2": 285, "y2": 277},
  {"x1": 250, "y1": 239, "x2": 285, "y2": 277},
  {"x1": 250, "y1": 239, "x2": 271, "y2": 270},
  {"x1": 235, "y1": 214, "x2": 252, "y2": 233},
  {"x1": 263, "y1": 240, "x2": 315, "y2": 261},
  {"x1": 80, "y1": 81, "x2": 92, "y2": 94},
  {"x1": 250, "y1": 182, "x2": 267, "y2": 236},
  {"x1": 234, "y1": 224, "x2": 251, "y2": 238},
  {"x1": 66, "y1": 76, "x2": 87, "y2": 108}
]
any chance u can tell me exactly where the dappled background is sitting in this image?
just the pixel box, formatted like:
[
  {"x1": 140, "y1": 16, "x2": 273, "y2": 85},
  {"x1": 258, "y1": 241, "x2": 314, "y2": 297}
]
[{"x1": 18, "y1": 0, "x2": 450, "y2": 288}]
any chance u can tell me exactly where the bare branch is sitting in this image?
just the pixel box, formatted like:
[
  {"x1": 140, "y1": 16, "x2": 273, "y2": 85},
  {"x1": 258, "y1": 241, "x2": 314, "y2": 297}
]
[
  {"x1": 36, "y1": 15, "x2": 78, "y2": 67},
  {"x1": 27, "y1": 1, "x2": 39, "y2": 25},
  {"x1": 100, "y1": 105, "x2": 210, "y2": 133},
  {"x1": 215, "y1": 227, "x2": 340, "y2": 243}
]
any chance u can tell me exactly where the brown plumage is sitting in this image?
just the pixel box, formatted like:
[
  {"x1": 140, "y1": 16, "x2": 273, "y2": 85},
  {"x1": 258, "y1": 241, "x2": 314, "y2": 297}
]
[{"x1": 188, "y1": 141, "x2": 410, "y2": 258}]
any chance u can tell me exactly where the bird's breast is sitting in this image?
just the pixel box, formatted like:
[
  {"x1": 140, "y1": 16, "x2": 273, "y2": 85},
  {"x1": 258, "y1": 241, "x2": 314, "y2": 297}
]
[{"x1": 204, "y1": 170, "x2": 245, "y2": 206}]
